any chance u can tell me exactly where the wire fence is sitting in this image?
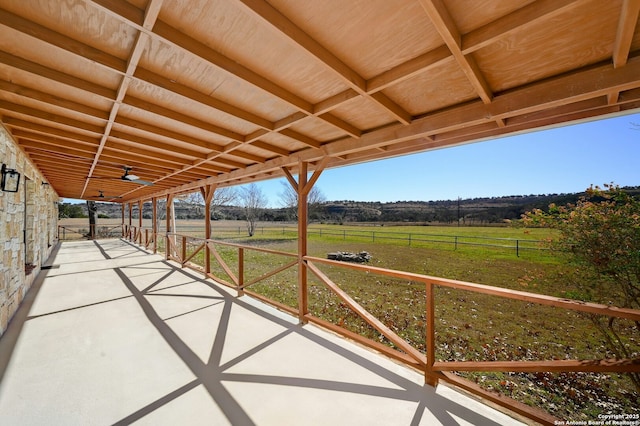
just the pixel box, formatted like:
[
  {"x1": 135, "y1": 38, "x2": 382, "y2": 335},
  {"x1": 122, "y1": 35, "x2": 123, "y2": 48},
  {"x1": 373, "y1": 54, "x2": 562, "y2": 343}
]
[
  {"x1": 174, "y1": 224, "x2": 546, "y2": 257},
  {"x1": 58, "y1": 222, "x2": 546, "y2": 257}
]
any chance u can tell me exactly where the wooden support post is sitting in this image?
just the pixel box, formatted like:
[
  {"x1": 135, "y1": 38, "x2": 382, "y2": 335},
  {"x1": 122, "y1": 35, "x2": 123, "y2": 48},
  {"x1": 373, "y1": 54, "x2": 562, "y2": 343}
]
[
  {"x1": 166, "y1": 193, "x2": 174, "y2": 260},
  {"x1": 121, "y1": 204, "x2": 125, "y2": 237},
  {"x1": 181, "y1": 236, "x2": 187, "y2": 266},
  {"x1": 238, "y1": 247, "x2": 245, "y2": 297},
  {"x1": 138, "y1": 200, "x2": 143, "y2": 239},
  {"x1": 425, "y1": 282, "x2": 438, "y2": 387},
  {"x1": 284, "y1": 157, "x2": 329, "y2": 324},
  {"x1": 152, "y1": 197, "x2": 157, "y2": 253},
  {"x1": 201, "y1": 184, "x2": 216, "y2": 275},
  {"x1": 297, "y1": 161, "x2": 309, "y2": 323},
  {"x1": 128, "y1": 203, "x2": 133, "y2": 240}
]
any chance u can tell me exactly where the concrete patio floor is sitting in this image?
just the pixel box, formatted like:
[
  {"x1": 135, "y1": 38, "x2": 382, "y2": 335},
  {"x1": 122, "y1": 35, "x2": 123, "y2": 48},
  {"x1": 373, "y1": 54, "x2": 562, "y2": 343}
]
[{"x1": 0, "y1": 239, "x2": 525, "y2": 425}]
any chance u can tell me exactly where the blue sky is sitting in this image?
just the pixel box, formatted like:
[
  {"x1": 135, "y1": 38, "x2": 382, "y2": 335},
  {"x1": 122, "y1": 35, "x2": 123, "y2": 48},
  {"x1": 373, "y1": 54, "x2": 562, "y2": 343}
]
[
  {"x1": 250, "y1": 111, "x2": 640, "y2": 207},
  {"x1": 66, "y1": 111, "x2": 639, "y2": 205}
]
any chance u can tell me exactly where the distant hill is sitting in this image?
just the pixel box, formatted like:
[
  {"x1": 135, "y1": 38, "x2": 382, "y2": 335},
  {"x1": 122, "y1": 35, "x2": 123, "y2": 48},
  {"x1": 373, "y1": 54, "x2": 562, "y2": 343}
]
[{"x1": 61, "y1": 187, "x2": 640, "y2": 225}]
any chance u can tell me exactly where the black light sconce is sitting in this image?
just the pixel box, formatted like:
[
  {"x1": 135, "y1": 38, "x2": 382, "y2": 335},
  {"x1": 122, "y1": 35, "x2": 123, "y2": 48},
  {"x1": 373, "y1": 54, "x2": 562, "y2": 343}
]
[{"x1": 1, "y1": 164, "x2": 21, "y2": 192}]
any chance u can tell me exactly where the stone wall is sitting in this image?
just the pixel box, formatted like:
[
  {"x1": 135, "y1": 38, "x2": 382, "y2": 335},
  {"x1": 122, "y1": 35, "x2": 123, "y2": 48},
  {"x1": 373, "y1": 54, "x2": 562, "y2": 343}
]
[{"x1": 0, "y1": 123, "x2": 59, "y2": 337}]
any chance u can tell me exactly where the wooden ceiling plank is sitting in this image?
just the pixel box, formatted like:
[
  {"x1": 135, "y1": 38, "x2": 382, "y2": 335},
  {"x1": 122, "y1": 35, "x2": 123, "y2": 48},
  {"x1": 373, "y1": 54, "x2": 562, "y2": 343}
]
[
  {"x1": 0, "y1": 7, "x2": 128, "y2": 74},
  {"x1": 461, "y1": 0, "x2": 584, "y2": 54},
  {"x1": 83, "y1": 0, "x2": 164, "y2": 198},
  {"x1": 133, "y1": 67, "x2": 273, "y2": 130},
  {"x1": 0, "y1": 51, "x2": 117, "y2": 100},
  {"x1": 89, "y1": 0, "x2": 145, "y2": 28},
  {"x1": 18, "y1": 139, "x2": 98, "y2": 158},
  {"x1": 114, "y1": 116, "x2": 224, "y2": 153},
  {"x1": 367, "y1": 46, "x2": 453, "y2": 93},
  {"x1": 153, "y1": 20, "x2": 313, "y2": 114},
  {"x1": 612, "y1": 0, "x2": 640, "y2": 68},
  {"x1": 105, "y1": 138, "x2": 198, "y2": 164},
  {"x1": 235, "y1": 0, "x2": 412, "y2": 124},
  {"x1": 27, "y1": 155, "x2": 91, "y2": 169},
  {"x1": 418, "y1": 0, "x2": 493, "y2": 104},
  {"x1": 0, "y1": 79, "x2": 109, "y2": 121},
  {"x1": 0, "y1": 101, "x2": 104, "y2": 134},
  {"x1": 95, "y1": 1, "x2": 368, "y2": 155},
  {"x1": 379, "y1": 57, "x2": 640, "y2": 147},
  {"x1": 12, "y1": 129, "x2": 97, "y2": 151},
  {"x1": 2, "y1": 117, "x2": 101, "y2": 145},
  {"x1": 236, "y1": 0, "x2": 366, "y2": 92},
  {"x1": 109, "y1": 129, "x2": 209, "y2": 160},
  {"x1": 124, "y1": 95, "x2": 244, "y2": 141},
  {"x1": 366, "y1": 0, "x2": 582, "y2": 97}
]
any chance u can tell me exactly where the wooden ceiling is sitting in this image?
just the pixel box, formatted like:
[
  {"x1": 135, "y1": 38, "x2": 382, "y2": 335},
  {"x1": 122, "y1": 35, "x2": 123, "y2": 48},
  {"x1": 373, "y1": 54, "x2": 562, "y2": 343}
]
[{"x1": 1, "y1": 0, "x2": 639, "y2": 203}]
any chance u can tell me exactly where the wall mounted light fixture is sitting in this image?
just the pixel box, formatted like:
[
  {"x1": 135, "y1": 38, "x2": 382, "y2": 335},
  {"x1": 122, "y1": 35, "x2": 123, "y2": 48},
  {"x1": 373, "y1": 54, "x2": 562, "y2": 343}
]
[{"x1": 1, "y1": 164, "x2": 21, "y2": 192}]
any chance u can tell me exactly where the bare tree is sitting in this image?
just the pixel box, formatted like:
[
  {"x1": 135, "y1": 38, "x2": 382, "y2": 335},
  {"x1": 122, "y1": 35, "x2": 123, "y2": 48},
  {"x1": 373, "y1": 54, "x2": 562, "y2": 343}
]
[
  {"x1": 209, "y1": 186, "x2": 238, "y2": 219},
  {"x1": 177, "y1": 187, "x2": 238, "y2": 219},
  {"x1": 279, "y1": 180, "x2": 326, "y2": 220},
  {"x1": 239, "y1": 183, "x2": 268, "y2": 236}
]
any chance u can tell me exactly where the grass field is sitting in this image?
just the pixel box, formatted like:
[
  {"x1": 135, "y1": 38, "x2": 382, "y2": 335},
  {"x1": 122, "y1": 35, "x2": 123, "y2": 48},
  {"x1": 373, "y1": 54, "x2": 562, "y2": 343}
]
[{"x1": 58, "y1": 218, "x2": 639, "y2": 419}]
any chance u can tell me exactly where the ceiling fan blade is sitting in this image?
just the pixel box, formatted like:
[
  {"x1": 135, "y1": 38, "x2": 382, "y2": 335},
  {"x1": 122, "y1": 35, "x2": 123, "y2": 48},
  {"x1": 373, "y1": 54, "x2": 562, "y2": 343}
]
[{"x1": 129, "y1": 178, "x2": 154, "y2": 186}]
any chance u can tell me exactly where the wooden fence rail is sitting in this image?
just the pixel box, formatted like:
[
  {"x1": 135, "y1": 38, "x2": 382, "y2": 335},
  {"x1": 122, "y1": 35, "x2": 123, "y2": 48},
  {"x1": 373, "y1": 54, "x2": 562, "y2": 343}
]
[{"x1": 121, "y1": 228, "x2": 639, "y2": 425}]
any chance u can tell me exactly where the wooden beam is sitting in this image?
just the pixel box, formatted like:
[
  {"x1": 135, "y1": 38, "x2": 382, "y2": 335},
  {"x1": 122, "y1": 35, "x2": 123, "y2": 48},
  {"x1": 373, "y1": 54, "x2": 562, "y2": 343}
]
[
  {"x1": 0, "y1": 7, "x2": 127, "y2": 74},
  {"x1": 0, "y1": 80, "x2": 110, "y2": 121},
  {"x1": 113, "y1": 117, "x2": 225, "y2": 153},
  {"x1": 0, "y1": 101, "x2": 104, "y2": 134},
  {"x1": 0, "y1": 51, "x2": 116, "y2": 100},
  {"x1": 418, "y1": 0, "x2": 493, "y2": 103},
  {"x1": 2, "y1": 118, "x2": 102, "y2": 145},
  {"x1": 153, "y1": 20, "x2": 314, "y2": 114},
  {"x1": 235, "y1": 0, "x2": 412, "y2": 124},
  {"x1": 461, "y1": 0, "x2": 584, "y2": 54},
  {"x1": 123, "y1": 95, "x2": 244, "y2": 141},
  {"x1": 133, "y1": 67, "x2": 274, "y2": 130},
  {"x1": 612, "y1": 0, "x2": 640, "y2": 68},
  {"x1": 83, "y1": 0, "x2": 165, "y2": 198},
  {"x1": 367, "y1": 46, "x2": 453, "y2": 93}
]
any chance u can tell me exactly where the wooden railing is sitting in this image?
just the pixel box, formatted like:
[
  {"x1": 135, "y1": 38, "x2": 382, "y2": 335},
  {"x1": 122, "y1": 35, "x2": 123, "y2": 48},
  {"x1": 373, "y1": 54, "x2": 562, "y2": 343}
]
[{"x1": 124, "y1": 230, "x2": 640, "y2": 425}]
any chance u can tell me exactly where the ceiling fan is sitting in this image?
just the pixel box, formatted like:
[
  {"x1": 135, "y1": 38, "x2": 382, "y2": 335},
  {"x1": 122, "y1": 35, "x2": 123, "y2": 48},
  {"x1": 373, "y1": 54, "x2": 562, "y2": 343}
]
[
  {"x1": 88, "y1": 190, "x2": 123, "y2": 200},
  {"x1": 120, "y1": 166, "x2": 154, "y2": 185},
  {"x1": 88, "y1": 166, "x2": 154, "y2": 186}
]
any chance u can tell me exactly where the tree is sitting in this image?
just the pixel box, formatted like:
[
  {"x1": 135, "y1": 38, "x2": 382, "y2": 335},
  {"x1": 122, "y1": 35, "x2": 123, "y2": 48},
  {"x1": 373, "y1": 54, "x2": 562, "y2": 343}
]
[
  {"x1": 180, "y1": 187, "x2": 238, "y2": 219},
  {"x1": 239, "y1": 183, "x2": 268, "y2": 236},
  {"x1": 522, "y1": 184, "x2": 640, "y2": 391},
  {"x1": 58, "y1": 203, "x2": 86, "y2": 218},
  {"x1": 278, "y1": 180, "x2": 326, "y2": 221},
  {"x1": 209, "y1": 186, "x2": 238, "y2": 219}
]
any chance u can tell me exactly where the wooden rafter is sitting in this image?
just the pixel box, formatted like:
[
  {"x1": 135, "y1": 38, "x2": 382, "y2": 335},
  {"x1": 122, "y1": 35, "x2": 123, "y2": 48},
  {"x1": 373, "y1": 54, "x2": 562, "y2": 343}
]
[{"x1": 0, "y1": 0, "x2": 637, "y2": 203}]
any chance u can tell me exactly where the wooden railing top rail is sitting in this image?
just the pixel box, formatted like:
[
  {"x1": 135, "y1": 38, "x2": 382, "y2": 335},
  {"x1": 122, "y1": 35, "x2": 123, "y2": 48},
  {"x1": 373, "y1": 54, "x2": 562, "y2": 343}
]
[
  {"x1": 165, "y1": 232, "x2": 298, "y2": 258},
  {"x1": 304, "y1": 255, "x2": 640, "y2": 322},
  {"x1": 123, "y1": 231, "x2": 638, "y2": 424}
]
